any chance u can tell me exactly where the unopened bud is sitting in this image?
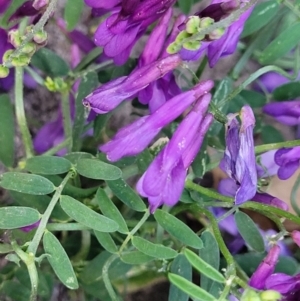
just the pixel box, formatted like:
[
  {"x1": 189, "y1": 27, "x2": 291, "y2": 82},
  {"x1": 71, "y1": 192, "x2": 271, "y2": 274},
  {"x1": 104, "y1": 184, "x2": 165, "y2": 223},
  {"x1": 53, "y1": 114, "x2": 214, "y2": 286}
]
[
  {"x1": 241, "y1": 289, "x2": 261, "y2": 301},
  {"x1": 200, "y1": 17, "x2": 214, "y2": 28},
  {"x1": 45, "y1": 77, "x2": 68, "y2": 92},
  {"x1": 260, "y1": 290, "x2": 281, "y2": 301},
  {"x1": 33, "y1": 30, "x2": 48, "y2": 45},
  {"x1": 183, "y1": 40, "x2": 201, "y2": 51},
  {"x1": 166, "y1": 42, "x2": 181, "y2": 54},
  {"x1": 0, "y1": 65, "x2": 9, "y2": 78},
  {"x1": 11, "y1": 54, "x2": 31, "y2": 67},
  {"x1": 175, "y1": 30, "x2": 191, "y2": 43},
  {"x1": 22, "y1": 42, "x2": 36, "y2": 55},
  {"x1": 8, "y1": 29, "x2": 22, "y2": 48},
  {"x1": 186, "y1": 16, "x2": 201, "y2": 34},
  {"x1": 208, "y1": 28, "x2": 225, "y2": 40},
  {"x1": 2, "y1": 50, "x2": 14, "y2": 63}
]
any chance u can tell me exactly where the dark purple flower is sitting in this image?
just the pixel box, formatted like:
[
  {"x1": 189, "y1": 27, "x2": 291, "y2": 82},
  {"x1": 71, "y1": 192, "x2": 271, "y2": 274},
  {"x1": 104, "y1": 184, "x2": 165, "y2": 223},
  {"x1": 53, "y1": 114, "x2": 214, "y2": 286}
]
[
  {"x1": 83, "y1": 54, "x2": 182, "y2": 114},
  {"x1": 274, "y1": 147, "x2": 300, "y2": 180},
  {"x1": 0, "y1": 0, "x2": 11, "y2": 14},
  {"x1": 263, "y1": 101, "x2": 300, "y2": 127},
  {"x1": 137, "y1": 95, "x2": 213, "y2": 212},
  {"x1": 220, "y1": 105, "x2": 257, "y2": 205},
  {"x1": 100, "y1": 80, "x2": 214, "y2": 161},
  {"x1": 20, "y1": 220, "x2": 40, "y2": 232}
]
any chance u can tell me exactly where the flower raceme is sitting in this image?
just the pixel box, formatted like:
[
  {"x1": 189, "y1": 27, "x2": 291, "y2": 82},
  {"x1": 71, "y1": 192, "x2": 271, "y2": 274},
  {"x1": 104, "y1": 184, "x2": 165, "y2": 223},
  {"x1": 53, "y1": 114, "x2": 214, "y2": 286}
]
[
  {"x1": 220, "y1": 105, "x2": 257, "y2": 205},
  {"x1": 99, "y1": 80, "x2": 214, "y2": 161},
  {"x1": 136, "y1": 95, "x2": 213, "y2": 213}
]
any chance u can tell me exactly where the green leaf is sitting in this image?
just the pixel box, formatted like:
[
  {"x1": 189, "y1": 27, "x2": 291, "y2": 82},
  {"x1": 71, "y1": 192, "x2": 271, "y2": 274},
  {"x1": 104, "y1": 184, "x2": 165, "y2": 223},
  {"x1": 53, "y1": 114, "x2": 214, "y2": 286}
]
[
  {"x1": 168, "y1": 273, "x2": 216, "y2": 301},
  {"x1": 184, "y1": 249, "x2": 225, "y2": 283},
  {"x1": 199, "y1": 231, "x2": 220, "y2": 292},
  {"x1": 137, "y1": 149, "x2": 153, "y2": 173},
  {"x1": 72, "y1": 72, "x2": 99, "y2": 151},
  {"x1": 76, "y1": 158, "x2": 122, "y2": 180},
  {"x1": 261, "y1": 125, "x2": 284, "y2": 144},
  {"x1": 0, "y1": 0, "x2": 27, "y2": 28},
  {"x1": 64, "y1": 0, "x2": 84, "y2": 30},
  {"x1": 0, "y1": 243, "x2": 13, "y2": 254},
  {"x1": 31, "y1": 48, "x2": 70, "y2": 77},
  {"x1": 94, "y1": 231, "x2": 118, "y2": 253},
  {"x1": 178, "y1": 0, "x2": 193, "y2": 14},
  {"x1": 242, "y1": 1, "x2": 279, "y2": 37},
  {"x1": 259, "y1": 22, "x2": 300, "y2": 64},
  {"x1": 169, "y1": 254, "x2": 192, "y2": 301},
  {"x1": 25, "y1": 156, "x2": 72, "y2": 175},
  {"x1": 239, "y1": 90, "x2": 266, "y2": 108},
  {"x1": 273, "y1": 82, "x2": 300, "y2": 100},
  {"x1": 107, "y1": 178, "x2": 146, "y2": 212},
  {"x1": 154, "y1": 210, "x2": 203, "y2": 249},
  {"x1": 43, "y1": 231, "x2": 78, "y2": 289},
  {"x1": 96, "y1": 188, "x2": 129, "y2": 234},
  {"x1": 0, "y1": 94, "x2": 14, "y2": 167},
  {"x1": 121, "y1": 251, "x2": 155, "y2": 264},
  {"x1": 0, "y1": 206, "x2": 40, "y2": 229},
  {"x1": 60, "y1": 195, "x2": 119, "y2": 232},
  {"x1": 0, "y1": 280, "x2": 31, "y2": 301},
  {"x1": 0, "y1": 172, "x2": 55, "y2": 195},
  {"x1": 132, "y1": 236, "x2": 177, "y2": 259},
  {"x1": 93, "y1": 113, "x2": 111, "y2": 140},
  {"x1": 235, "y1": 211, "x2": 265, "y2": 252},
  {"x1": 64, "y1": 152, "x2": 94, "y2": 164}
]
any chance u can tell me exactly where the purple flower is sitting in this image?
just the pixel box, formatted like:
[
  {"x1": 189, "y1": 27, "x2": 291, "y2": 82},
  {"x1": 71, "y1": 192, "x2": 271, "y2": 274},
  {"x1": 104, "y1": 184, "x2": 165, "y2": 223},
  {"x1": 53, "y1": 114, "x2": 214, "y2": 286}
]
[
  {"x1": 87, "y1": 0, "x2": 175, "y2": 65},
  {"x1": 274, "y1": 147, "x2": 300, "y2": 180},
  {"x1": 0, "y1": 0, "x2": 11, "y2": 14},
  {"x1": 263, "y1": 101, "x2": 300, "y2": 127},
  {"x1": 255, "y1": 72, "x2": 291, "y2": 94},
  {"x1": 137, "y1": 95, "x2": 213, "y2": 212},
  {"x1": 20, "y1": 220, "x2": 40, "y2": 232},
  {"x1": 220, "y1": 105, "x2": 257, "y2": 205},
  {"x1": 257, "y1": 150, "x2": 280, "y2": 178},
  {"x1": 180, "y1": 0, "x2": 253, "y2": 67},
  {"x1": 100, "y1": 80, "x2": 214, "y2": 161},
  {"x1": 291, "y1": 230, "x2": 300, "y2": 248},
  {"x1": 83, "y1": 54, "x2": 182, "y2": 114}
]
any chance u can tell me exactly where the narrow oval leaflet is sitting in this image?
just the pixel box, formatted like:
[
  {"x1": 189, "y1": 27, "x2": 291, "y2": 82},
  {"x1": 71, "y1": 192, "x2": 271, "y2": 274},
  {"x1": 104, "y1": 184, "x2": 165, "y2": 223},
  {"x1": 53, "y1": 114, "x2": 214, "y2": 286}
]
[
  {"x1": 235, "y1": 211, "x2": 265, "y2": 252},
  {"x1": 0, "y1": 207, "x2": 40, "y2": 229},
  {"x1": 96, "y1": 188, "x2": 129, "y2": 234},
  {"x1": 60, "y1": 195, "x2": 119, "y2": 232},
  {"x1": 121, "y1": 251, "x2": 155, "y2": 265},
  {"x1": 94, "y1": 230, "x2": 118, "y2": 254},
  {"x1": 184, "y1": 249, "x2": 225, "y2": 283},
  {"x1": 168, "y1": 273, "x2": 216, "y2": 301},
  {"x1": 0, "y1": 172, "x2": 55, "y2": 195},
  {"x1": 25, "y1": 156, "x2": 72, "y2": 175},
  {"x1": 106, "y1": 178, "x2": 146, "y2": 212},
  {"x1": 43, "y1": 231, "x2": 78, "y2": 289},
  {"x1": 132, "y1": 236, "x2": 177, "y2": 259},
  {"x1": 154, "y1": 210, "x2": 203, "y2": 249},
  {"x1": 76, "y1": 158, "x2": 122, "y2": 180}
]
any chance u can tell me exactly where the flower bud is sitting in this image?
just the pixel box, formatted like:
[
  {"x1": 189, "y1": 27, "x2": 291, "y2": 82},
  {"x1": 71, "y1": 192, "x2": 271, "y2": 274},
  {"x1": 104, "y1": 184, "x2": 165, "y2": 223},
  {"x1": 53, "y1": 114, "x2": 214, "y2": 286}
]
[
  {"x1": 200, "y1": 17, "x2": 214, "y2": 28},
  {"x1": 175, "y1": 30, "x2": 191, "y2": 43},
  {"x1": 0, "y1": 65, "x2": 9, "y2": 78},
  {"x1": 183, "y1": 40, "x2": 201, "y2": 51},
  {"x1": 11, "y1": 54, "x2": 31, "y2": 67},
  {"x1": 33, "y1": 30, "x2": 48, "y2": 45},
  {"x1": 166, "y1": 42, "x2": 181, "y2": 54},
  {"x1": 22, "y1": 42, "x2": 36, "y2": 55},
  {"x1": 241, "y1": 289, "x2": 261, "y2": 301},
  {"x1": 2, "y1": 49, "x2": 14, "y2": 63},
  {"x1": 208, "y1": 28, "x2": 225, "y2": 40},
  {"x1": 260, "y1": 290, "x2": 281, "y2": 301},
  {"x1": 45, "y1": 77, "x2": 68, "y2": 92},
  {"x1": 186, "y1": 16, "x2": 201, "y2": 34},
  {"x1": 8, "y1": 29, "x2": 22, "y2": 48}
]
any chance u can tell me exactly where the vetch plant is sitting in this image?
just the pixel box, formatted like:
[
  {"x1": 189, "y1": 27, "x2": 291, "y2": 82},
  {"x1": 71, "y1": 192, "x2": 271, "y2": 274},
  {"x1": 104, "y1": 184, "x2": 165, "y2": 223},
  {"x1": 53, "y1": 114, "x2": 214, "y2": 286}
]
[{"x1": 1, "y1": 1, "x2": 300, "y2": 301}]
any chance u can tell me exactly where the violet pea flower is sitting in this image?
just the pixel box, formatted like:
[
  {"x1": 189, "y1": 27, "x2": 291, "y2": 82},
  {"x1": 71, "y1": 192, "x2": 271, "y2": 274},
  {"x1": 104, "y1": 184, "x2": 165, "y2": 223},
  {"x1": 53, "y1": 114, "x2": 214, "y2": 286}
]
[
  {"x1": 220, "y1": 105, "x2": 257, "y2": 205},
  {"x1": 0, "y1": 0, "x2": 11, "y2": 14},
  {"x1": 83, "y1": 54, "x2": 182, "y2": 114},
  {"x1": 20, "y1": 220, "x2": 40, "y2": 232},
  {"x1": 100, "y1": 80, "x2": 214, "y2": 161},
  {"x1": 137, "y1": 95, "x2": 213, "y2": 213}
]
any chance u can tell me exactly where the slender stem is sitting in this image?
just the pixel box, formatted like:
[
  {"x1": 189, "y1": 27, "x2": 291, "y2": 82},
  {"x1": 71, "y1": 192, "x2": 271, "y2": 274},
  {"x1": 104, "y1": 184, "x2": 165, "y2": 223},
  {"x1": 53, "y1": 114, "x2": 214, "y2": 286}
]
[
  {"x1": 61, "y1": 92, "x2": 73, "y2": 152},
  {"x1": 291, "y1": 174, "x2": 300, "y2": 216},
  {"x1": 41, "y1": 138, "x2": 71, "y2": 156},
  {"x1": 185, "y1": 180, "x2": 234, "y2": 203},
  {"x1": 4, "y1": 0, "x2": 58, "y2": 65},
  {"x1": 27, "y1": 171, "x2": 74, "y2": 255},
  {"x1": 103, "y1": 255, "x2": 120, "y2": 301},
  {"x1": 118, "y1": 209, "x2": 150, "y2": 254},
  {"x1": 72, "y1": 60, "x2": 114, "y2": 79},
  {"x1": 47, "y1": 223, "x2": 90, "y2": 231},
  {"x1": 255, "y1": 140, "x2": 300, "y2": 154},
  {"x1": 196, "y1": 56, "x2": 208, "y2": 79},
  {"x1": 15, "y1": 66, "x2": 34, "y2": 158},
  {"x1": 72, "y1": 231, "x2": 91, "y2": 261}
]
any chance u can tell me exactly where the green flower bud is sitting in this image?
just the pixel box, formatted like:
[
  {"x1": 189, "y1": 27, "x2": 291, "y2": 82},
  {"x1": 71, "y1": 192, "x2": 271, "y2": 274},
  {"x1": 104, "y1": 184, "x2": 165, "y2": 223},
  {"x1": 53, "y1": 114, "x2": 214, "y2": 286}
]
[
  {"x1": 33, "y1": 30, "x2": 48, "y2": 45},
  {"x1": 260, "y1": 290, "x2": 281, "y2": 301},
  {"x1": 186, "y1": 16, "x2": 201, "y2": 34},
  {"x1": 166, "y1": 42, "x2": 181, "y2": 54},
  {"x1": 175, "y1": 30, "x2": 191, "y2": 43},
  {"x1": 2, "y1": 50, "x2": 14, "y2": 63},
  {"x1": 0, "y1": 65, "x2": 9, "y2": 78},
  {"x1": 45, "y1": 77, "x2": 68, "y2": 92},
  {"x1": 11, "y1": 54, "x2": 31, "y2": 67},
  {"x1": 183, "y1": 40, "x2": 201, "y2": 51},
  {"x1": 208, "y1": 28, "x2": 225, "y2": 40},
  {"x1": 241, "y1": 289, "x2": 261, "y2": 301},
  {"x1": 22, "y1": 42, "x2": 36, "y2": 55},
  {"x1": 200, "y1": 17, "x2": 214, "y2": 29},
  {"x1": 8, "y1": 29, "x2": 22, "y2": 48}
]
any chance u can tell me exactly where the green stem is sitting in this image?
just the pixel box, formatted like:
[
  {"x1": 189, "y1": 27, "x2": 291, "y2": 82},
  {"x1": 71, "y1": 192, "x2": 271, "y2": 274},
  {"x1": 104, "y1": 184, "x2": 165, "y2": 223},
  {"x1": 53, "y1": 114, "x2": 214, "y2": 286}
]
[
  {"x1": 15, "y1": 66, "x2": 34, "y2": 158},
  {"x1": 118, "y1": 209, "x2": 150, "y2": 254},
  {"x1": 4, "y1": 0, "x2": 58, "y2": 65},
  {"x1": 283, "y1": 0, "x2": 300, "y2": 18},
  {"x1": 61, "y1": 92, "x2": 73, "y2": 152},
  {"x1": 255, "y1": 140, "x2": 300, "y2": 154},
  {"x1": 72, "y1": 230, "x2": 91, "y2": 261},
  {"x1": 291, "y1": 174, "x2": 300, "y2": 216},
  {"x1": 72, "y1": 60, "x2": 113, "y2": 79},
  {"x1": 41, "y1": 138, "x2": 71, "y2": 156},
  {"x1": 103, "y1": 254, "x2": 120, "y2": 301},
  {"x1": 27, "y1": 171, "x2": 74, "y2": 255},
  {"x1": 185, "y1": 180, "x2": 234, "y2": 203}
]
